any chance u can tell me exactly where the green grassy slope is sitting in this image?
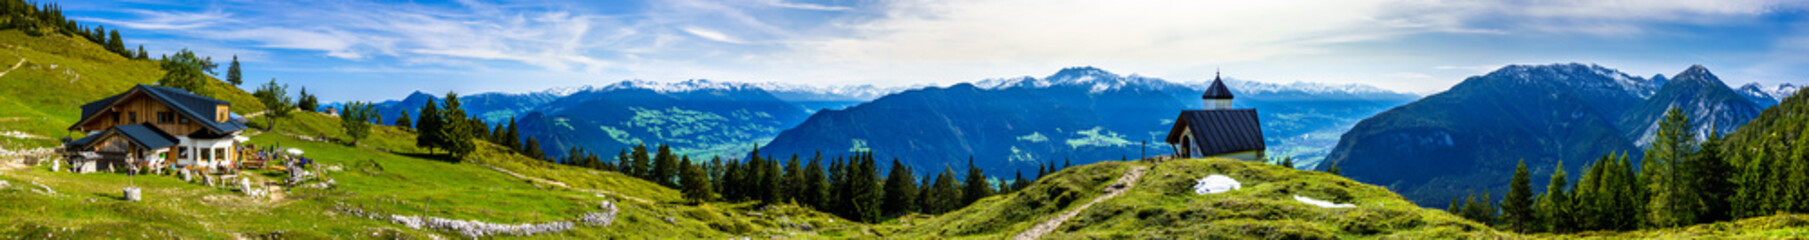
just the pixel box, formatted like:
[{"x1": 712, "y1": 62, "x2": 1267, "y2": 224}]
[
  {"x1": 0, "y1": 29, "x2": 262, "y2": 150},
  {"x1": 1, "y1": 110, "x2": 868, "y2": 238},
  {"x1": 884, "y1": 158, "x2": 1511, "y2": 239}
]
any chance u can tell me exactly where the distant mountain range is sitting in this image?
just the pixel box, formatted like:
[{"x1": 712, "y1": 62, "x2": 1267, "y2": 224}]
[
  {"x1": 345, "y1": 68, "x2": 1418, "y2": 167},
  {"x1": 757, "y1": 67, "x2": 1419, "y2": 179},
  {"x1": 1318, "y1": 63, "x2": 1779, "y2": 209}
]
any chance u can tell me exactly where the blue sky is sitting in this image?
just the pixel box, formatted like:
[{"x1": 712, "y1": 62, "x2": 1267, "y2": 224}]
[{"x1": 60, "y1": 0, "x2": 1809, "y2": 102}]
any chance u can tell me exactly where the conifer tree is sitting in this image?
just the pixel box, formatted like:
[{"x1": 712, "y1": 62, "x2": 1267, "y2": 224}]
[
  {"x1": 135, "y1": 45, "x2": 148, "y2": 60},
  {"x1": 652, "y1": 145, "x2": 677, "y2": 187},
  {"x1": 504, "y1": 118, "x2": 520, "y2": 151},
  {"x1": 784, "y1": 154, "x2": 805, "y2": 203},
  {"x1": 1501, "y1": 160, "x2": 1534, "y2": 232},
  {"x1": 680, "y1": 157, "x2": 713, "y2": 203},
  {"x1": 882, "y1": 158, "x2": 917, "y2": 216},
  {"x1": 1535, "y1": 160, "x2": 1570, "y2": 233},
  {"x1": 523, "y1": 138, "x2": 543, "y2": 160},
  {"x1": 1063, "y1": 158, "x2": 1071, "y2": 169},
  {"x1": 226, "y1": 55, "x2": 242, "y2": 85},
  {"x1": 414, "y1": 98, "x2": 442, "y2": 154},
  {"x1": 722, "y1": 159, "x2": 743, "y2": 201},
  {"x1": 1011, "y1": 170, "x2": 1029, "y2": 192},
  {"x1": 394, "y1": 110, "x2": 412, "y2": 129},
  {"x1": 439, "y1": 92, "x2": 476, "y2": 159},
  {"x1": 106, "y1": 29, "x2": 125, "y2": 57},
  {"x1": 827, "y1": 157, "x2": 847, "y2": 213},
  {"x1": 963, "y1": 156, "x2": 992, "y2": 205},
  {"x1": 1692, "y1": 130, "x2": 1733, "y2": 223},
  {"x1": 827, "y1": 153, "x2": 874, "y2": 222},
  {"x1": 1571, "y1": 157, "x2": 1606, "y2": 231},
  {"x1": 1643, "y1": 107, "x2": 1697, "y2": 228},
  {"x1": 297, "y1": 87, "x2": 318, "y2": 112},
  {"x1": 925, "y1": 167, "x2": 961, "y2": 214},
  {"x1": 631, "y1": 144, "x2": 651, "y2": 179},
  {"x1": 761, "y1": 154, "x2": 784, "y2": 204},
  {"x1": 802, "y1": 153, "x2": 828, "y2": 209}
]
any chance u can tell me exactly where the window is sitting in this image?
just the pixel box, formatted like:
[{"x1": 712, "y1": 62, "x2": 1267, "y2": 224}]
[
  {"x1": 128, "y1": 112, "x2": 138, "y2": 123},
  {"x1": 215, "y1": 148, "x2": 227, "y2": 161},
  {"x1": 158, "y1": 112, "x2": 175, "y2": 123},
  {"x1": 112, "y1": 112, "x2": 120, "y2": 123},
  {"x1": 200, "y1": 149, "x2": 211, "y2": 162},
  {"x1": 177, "y1": 147, "x2": 190, "y2": 159},
  {"x1": 180, "y1": 118, "x2": 188, "y2": 124}
]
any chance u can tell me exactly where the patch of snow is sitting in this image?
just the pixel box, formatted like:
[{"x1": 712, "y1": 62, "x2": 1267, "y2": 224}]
[
  {"x1": 1193, "y1": 174, "x2": 1241, "y2": 194},
  {"x1": 1293, "y1": 195, "x2": 1355, "y2": 208}
]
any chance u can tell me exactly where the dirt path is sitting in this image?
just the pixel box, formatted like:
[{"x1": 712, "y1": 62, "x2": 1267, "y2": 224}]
[
  {"x1": 1011, "y1": 165, "x2": 1147, "y2": 240},
  {"x1": 0, "y1": 57, "x2": 23, "y2": 78},
  {"x1": 480, "y1": 163, "x2": 653, "y2": 204}
]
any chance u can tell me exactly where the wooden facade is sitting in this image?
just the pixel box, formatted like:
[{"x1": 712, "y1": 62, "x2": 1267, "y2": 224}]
[{"x1": 74, "y1": 91, "x2": 214, "y2": 135}]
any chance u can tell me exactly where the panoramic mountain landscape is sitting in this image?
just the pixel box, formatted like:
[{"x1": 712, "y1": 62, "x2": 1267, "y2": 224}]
[{"x1": 6, "y1": 0, "x2": 1809, "y2": 239}]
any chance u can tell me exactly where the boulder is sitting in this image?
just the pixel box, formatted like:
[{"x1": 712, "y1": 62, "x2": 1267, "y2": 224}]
[{"x1": 123, "y1": 187, "x2": 141, "y2": 201}]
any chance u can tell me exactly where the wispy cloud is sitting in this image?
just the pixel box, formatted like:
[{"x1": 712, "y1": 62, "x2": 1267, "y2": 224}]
[
  {"x1": 77, "y1": 9, "x2": 233, "y2": 30},
  {"x1": 682, "y1": 26, "x2": 746, "y2": 44},
  {"x1": 763, "y1": 0, "x2": 852, "y2": 11}
]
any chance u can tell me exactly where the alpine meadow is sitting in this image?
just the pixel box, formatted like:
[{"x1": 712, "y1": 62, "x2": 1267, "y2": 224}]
[{"x1": 5, "y1": 0, "x2": 1809, "y2": 239}]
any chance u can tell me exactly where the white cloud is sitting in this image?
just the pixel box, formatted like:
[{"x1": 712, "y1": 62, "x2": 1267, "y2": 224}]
[
  {"x1": 683, "y1": 26, "x2": 747, "y2": 44},
  {"x1": 76, "y1": 9, "x2": 233, "y2": 30},
  {"x1": 763, "y1": 0, "x2": 852, "y2": 11}
]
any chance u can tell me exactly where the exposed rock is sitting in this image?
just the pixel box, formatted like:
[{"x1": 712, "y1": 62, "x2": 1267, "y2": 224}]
[
  {"x1": 122, "y1": 187, "x2": 141, "y2": 201},
  {"x1": 580, "y1": 201, "x2": 618, "y2": 226},
  {"x1": 664, "y1": 217, "x2": 677, "y2": 224},
  {"x1": 0, "y1": 180, "x2": 10, "y2": 189}
]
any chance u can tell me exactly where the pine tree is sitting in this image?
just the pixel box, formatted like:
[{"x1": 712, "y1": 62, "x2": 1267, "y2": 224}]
[
  {"x1": 1571, "y1": 156, "x2": 1606, "y2": 231},
  {"x1": 802, "y1": 153, "x2": 828, "y2": 209},
  {"x1": 680, "y1": 157, "x2": 713, "y2": 203},
  {"x1": 1643, "y1": 107, "x2": 1697, "y2": 228},
  {"x1": 1692, "y1": 129, "x2": 1733, "y2": 223},
  {"x1": 631, "y1": 144, "x2": 651, "y2": 179},
  {"x1": 226, "y1": 55, "x2": 242, "y2": 85},
  {"x1": 925, "y1": 167, "x2": 961, "y2": 214},
  {"x1": 826, "y1": 157, "x2": 847, "y2": 213},
  {"x1": 415, "y1": 98, "x2": 442, "y2": 154},
  {"x1": 761, "y1": 154, "x2": 784, "y2": 204},
  {"x1": 504, "y1": 118, "x2": 521, "y2": 151},
  {"x1": 106, "y1": 29, "x2": 125, "y2": 57},
  {"x1": 1063, "y1": 158, "x2": 1071, "y2": 169},
  {"x1": 652, "y1": 145, "x2": 677, "y2": 187},
  {"x1": 439, "y1": 92, "x2": 476, "y2": 159},
  {"x1": 1535, "y1": 160, "x2": 1570, "y2": 233},
  {"x1": 882, "y1": 158, "x2": 917, "y2": 216},
  {"x1": 784, "y1": 154, "x2": 805, "y2": 203},
  {"x1": 523, "y1": 138, "x2": 543, "y2": 160},
  {"x1": 395, "y1": 110, "x2": 412, "y2": 129},
  {"x1": 962, "y1": 156, "x2": 992, "y2": 205},
  {"x1": 1501, "y1": 160, "x2": 1534, "y2": 232},
  {"x1": 1011, "y1": 170, "x2": 1029, "y2": 192},
  {"x1": 849, "y1": 153, "x2": 883, "y2": 222},
  {"x1": 135, "y1": 45, "x2": 148, "y2": 60},
  {"x1": 721, "y1": 159, "x2": 743, "y2": 201},
  {"x1": 297, "y1": 87, "x2": 318, "y2": 112}
]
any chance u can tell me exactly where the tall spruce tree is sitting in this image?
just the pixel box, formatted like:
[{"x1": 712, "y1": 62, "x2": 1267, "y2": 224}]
[
  {"x1": 652, "y1": 145, "x2": 677, "y2": 187},
  {"x1": 631, "y1": 144, "x2": 651, "y2": 179},
  {"x1": 882, "y1": 158, "x2": 917, "y2": 216},
  {"x1": 1535, "y1": 160, "x2": 1571, "y2": 233},
  {"x1": 439, "y1": 92, "x2": 476, "y2": 159},
  {"x1": 761, "y1": 154, "x2": 784, "y2": 204},
  {"x1": 1501, "y1": 160, "x2": 1535, "y2": 232},
  {"x1": 1692, "y1": 130, "x2": 1733, "y2": 223},
  {"x1": 680, "y1": 157, "x2": 713, "y2": 203},
  {"x1": 414, "y1": 98, "x2": 442, "y2": 154},
  {"x1": 784, "y1": 154, "x2": 805, "y2": 203},
  {"x1": 849, "y1": 153, "x2": 882, "y2": 222},
  {"x1": 802, "y1": 153, "x2": 828, "y2": 209},
  {"x1": 1643, "y1": 107, "x2": 1698, "y2": 228},
  {"x1": 721, "y1": 159, "x2": 743, "y2": 201},
  {"x1": 225, "y1": 55, "x2": 242, "y2": 85},
  {"x1": 962, "y1": 156, "x2": 992, "y2": 205}
]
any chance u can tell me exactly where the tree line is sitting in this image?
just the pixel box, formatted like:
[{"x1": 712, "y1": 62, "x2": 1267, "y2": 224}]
[
  {"x1": 545, "y1": 143, "x2": 1073, "y2": 223},
  {"x1": 1457, "y1": 104, "x2": 1809, "y2": 233},
  {"x1": 2, "y1": 0, "x2": 147, "y2": 59}
]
